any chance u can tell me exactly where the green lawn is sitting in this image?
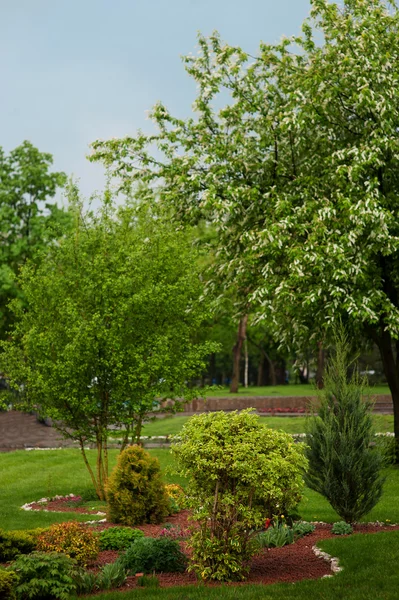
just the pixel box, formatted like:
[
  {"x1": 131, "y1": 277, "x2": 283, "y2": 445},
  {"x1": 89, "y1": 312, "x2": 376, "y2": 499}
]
[
  {"x1": 1, "y1": 448, "x2": 399, "y2": 530},
  {"x1": 86, "y1": 530, "x2": 399, "y2": 600},
  {"x1": 203, "y1": 384, "x2": 391, "y2": 397},
  {"x1": 114, "y1": 413, "x2": 394, "y2": 437}
]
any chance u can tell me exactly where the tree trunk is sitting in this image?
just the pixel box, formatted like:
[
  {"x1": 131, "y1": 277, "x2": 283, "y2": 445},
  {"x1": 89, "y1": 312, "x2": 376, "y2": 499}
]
[
  {"x1": 315, "y1": 341, "x2": 325, "y2": 389},
  {"x1": 230, "y1": 315, "x2": 248, "y2": 393},
  {"x1": 257, "y1": 357, "x2": 264, "y2": 387},
  {"x1": 247, "y1": 334, "x2": 277, "y2": 386},
  {"x1": 372, "y1": 325, "x2": 399, "y2": 462},
  {"x1": 244, "y1": 339, "x2": 249, "y2": 388}
]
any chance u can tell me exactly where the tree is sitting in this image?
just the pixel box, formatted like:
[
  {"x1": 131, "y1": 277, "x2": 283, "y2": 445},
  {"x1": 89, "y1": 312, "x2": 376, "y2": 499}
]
[
  {"x1": 305, "y1": 327, "x2": 384, "y2": 523},
  {"x1": 90, "y1": 0, "x2": 399, "y2": 456},
  {"x1": 0, "y1": 141, "x2": 68, "y2": 338},
  {"x1": 172, "y1": 409, "x2": 307, "y2": 582},
  {"x1": 2, "y1": 188, "x2": 217, "y2": 499}
]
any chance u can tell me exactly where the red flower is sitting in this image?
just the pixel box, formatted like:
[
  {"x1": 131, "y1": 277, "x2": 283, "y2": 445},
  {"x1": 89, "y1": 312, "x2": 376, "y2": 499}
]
[{"x1": 264, "y1": 518, "x2": 271, "y2": 530}]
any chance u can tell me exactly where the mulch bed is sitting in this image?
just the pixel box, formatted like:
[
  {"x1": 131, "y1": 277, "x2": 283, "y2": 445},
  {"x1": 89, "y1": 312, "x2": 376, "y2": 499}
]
[{"x1": 30, "y1": 496, "x2": 399, "y2": 590}]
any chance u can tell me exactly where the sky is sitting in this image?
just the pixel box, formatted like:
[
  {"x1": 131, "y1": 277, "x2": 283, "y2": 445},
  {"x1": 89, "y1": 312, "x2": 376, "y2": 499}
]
[{"x1": 1, "y1": 0, "x2": 312, "y2": 200}]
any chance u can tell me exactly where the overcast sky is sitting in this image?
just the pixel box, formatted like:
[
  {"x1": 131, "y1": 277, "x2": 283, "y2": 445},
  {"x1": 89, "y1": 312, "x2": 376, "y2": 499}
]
[{"x1": 1, "y1": 0, "x2": 312, "y2": 199}]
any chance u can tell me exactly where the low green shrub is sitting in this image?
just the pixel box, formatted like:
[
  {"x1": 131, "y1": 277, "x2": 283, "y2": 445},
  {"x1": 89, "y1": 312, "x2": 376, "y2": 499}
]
[
  {"x1": 121, "y1": 537, "x2": 187, "y2": 574},
  {"x1": 106, "y1": 445, "x2": 169, "y2": 526},
  {"x1": 136, "y1": 574, "x2": 160, "y2": 588},
  {"x1": 97, "y1": 560, "x2": 127, "y2": 590},
  {"x1": 0, "y1": 570, "x2": 18, "y2": 600},
  {"x1": 0, "y1": 530, "x2": 37, "y2": 562},
  {"x1": 257, "y1": 523, "x2": 294, "y2": 549},
  {"x1": 257, "y1": 521, "x2": 315, "y2": 550},
  {"x1": 332, "y1": 521, "x2": 353, "y2": 535},
  {"x1": 37, "y1": 521, "x2": 99, "y2": 565},
  {"x1": 189, "y1": 528, "x2": 257, "y2": 582},
  {"x1": 72, "y1": 569, "x2": 98, "y2": 595},
  {"x1": 292, "y1": 521, "x2": 316, "y2": 537},
  {"x1": 8, "y1": 551, "x2": 77, "y2": 600},
  {"x1": 99, "y1": 527, "x2": 144, "y2": 550}
]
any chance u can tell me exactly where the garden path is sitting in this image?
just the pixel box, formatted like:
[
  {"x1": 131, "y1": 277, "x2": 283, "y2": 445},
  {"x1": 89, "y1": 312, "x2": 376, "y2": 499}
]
[{"x1": 0, "y1": 411, "x2": 72, "y2": 451}]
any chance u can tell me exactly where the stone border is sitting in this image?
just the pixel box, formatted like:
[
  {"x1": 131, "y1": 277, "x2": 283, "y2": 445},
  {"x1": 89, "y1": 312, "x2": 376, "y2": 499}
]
[{"x1": 312, "y1": 545, "x2": 342, "y2": 577}]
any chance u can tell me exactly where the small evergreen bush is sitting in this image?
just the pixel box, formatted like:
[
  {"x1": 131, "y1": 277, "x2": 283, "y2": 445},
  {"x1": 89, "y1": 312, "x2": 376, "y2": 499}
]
[
  {"x1": 106, "y1": 445, "x2": 169, "y2": 526},
  {"x1": 0, "y1": 570, "x2": 18, "y2": 600},
  {"x1": 8, "y1": 552, "x2": 77, "y2": 600},
  {"x1": 305, "y1": 327, "x2": 385, "y2": 523},
  {"x1": 99, "y1": 527, "x2": 144, "y2": 550},
  {"x1": 120, "y1": 536, "x2": 187, "y2": 574},
  {"x1": 37, "y1": 521, "x2": 99, "y2": 565}
]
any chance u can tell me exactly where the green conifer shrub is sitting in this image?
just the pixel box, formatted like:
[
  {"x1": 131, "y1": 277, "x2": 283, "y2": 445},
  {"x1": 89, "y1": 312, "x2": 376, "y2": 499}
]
[
  {"x1": 305, "y1": 328, "x2": 385, "y2": 523},
  {"x1": 106, "y1": 445, "x2": 169, "y2": 526}
]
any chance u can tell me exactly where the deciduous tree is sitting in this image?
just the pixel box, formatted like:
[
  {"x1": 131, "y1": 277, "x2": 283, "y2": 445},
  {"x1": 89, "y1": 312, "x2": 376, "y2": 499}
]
[{"x1": 2, "y1": 188, "x2": 216, "y2": 498}]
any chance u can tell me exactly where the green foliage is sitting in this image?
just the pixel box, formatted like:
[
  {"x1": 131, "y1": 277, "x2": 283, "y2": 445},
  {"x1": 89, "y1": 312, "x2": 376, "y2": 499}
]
[
  {"x1": 332, "y1": 521, "x2": 353, "y2": 536},
  {"x1": 136, "y1": 574, "x2": 160, "y2": 588},
  {"x1": 165, "y1": 483, "x2": 186, "y2": 514},
  {"x1": 72, "y1": 568, "x2": 99, "y2": 595},
  {"x1": 0, "y1": 570, "x2": 18, "y2": 600},
  {"x1": 97, "y1": 560, "x2": 127, "y2": 590},
  {"x1": 36, "y1": 521, "x2": 99, "y2": 565},
  {"x1": 172, "y1": 409, "x2": 307, "y2": 581},
  {"x1": 305, "y1": 329, "x2": 385, "y2": 523},
  {"x1": 2, "y1": 191, "x2": 217, "y2": 499},
  {"x1": 0, "y1": 530, "x2": 37, "y2": 562},
  {"x1": 292, "y1": 521, "x2": 316, "y2": 537},
  {"x1": 120, "y1": 537, "x2": 187, "y2": 575},
  {"x1": 99, "y1": 527, "x2": 145, "y2": 550},
  {"x1": 375, "y1": 435, "x2": 396, "y2": 466},
  {"x1": 0, "y1": 141, "x2": 68, "y2": 339},
  {"x1": 106, "y1": 445, "x2": 170, "y2": 526},
  {"x1": 90, "y1": 0, "x2": 399, "y2": 449},
  {"x1": 256, "y1": 521, "x2": 315, "y2": 550},
  {"x1": 8, "y1": 551, "x2": 77, "y2": 600},
  {"x1": 73, "y1": 560, "x2": 127, "y2": 594},
  {"x1": 256, "y1": 524, "x2": 294, "y2": 549}
]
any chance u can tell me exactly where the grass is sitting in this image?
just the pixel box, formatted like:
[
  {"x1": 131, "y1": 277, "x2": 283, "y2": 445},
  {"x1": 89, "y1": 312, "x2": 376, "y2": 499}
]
[
  {"x1": 203, "y1": 384, "x2": 391, "y2": 397},
  {"x1": 109, "y1": 413, "x2": 394, "y2": 438},
  {"x1": 1, "y1": 447, "x2": 399, "y2": 530},
  {"x1": 0, "y1": 448, "x2": 185, "y2": 530},
  {"x1": 84, "y1": 530, "x2": 399, "y2": 599}
]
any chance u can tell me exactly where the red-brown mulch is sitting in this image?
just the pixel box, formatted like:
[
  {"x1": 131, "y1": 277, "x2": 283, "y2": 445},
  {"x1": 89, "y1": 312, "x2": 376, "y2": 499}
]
[
  {"x1": 29, "y1": 497, "x2": 105, "y2": 515},
  {"x1": 31, "y1": 497, "x2": 399, "y2": 590}
]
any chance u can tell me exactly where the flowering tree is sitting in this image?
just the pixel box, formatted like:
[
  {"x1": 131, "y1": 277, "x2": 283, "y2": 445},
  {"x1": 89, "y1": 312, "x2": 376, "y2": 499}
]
[{"x1": 90, "y1": 0, "x2": 399, "y2": 455}]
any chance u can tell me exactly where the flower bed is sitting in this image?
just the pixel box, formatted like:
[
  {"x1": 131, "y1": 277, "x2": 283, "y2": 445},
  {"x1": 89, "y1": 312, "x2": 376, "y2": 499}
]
[{"x1": 16, "y1": 494, "x2": 399, "y2": 591}]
